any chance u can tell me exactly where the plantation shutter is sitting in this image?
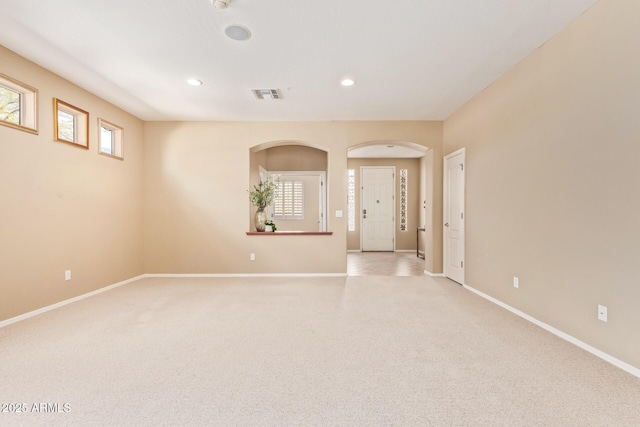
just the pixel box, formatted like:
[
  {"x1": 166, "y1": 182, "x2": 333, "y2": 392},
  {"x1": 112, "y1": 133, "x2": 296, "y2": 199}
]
[{"x1": 274, "y1": 179, "x2": 304, "y2": 219}]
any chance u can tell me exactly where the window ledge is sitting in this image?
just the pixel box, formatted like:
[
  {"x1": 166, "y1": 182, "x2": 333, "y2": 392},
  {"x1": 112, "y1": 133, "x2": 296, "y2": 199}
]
[{"x1": 246, "y1": 231, "x2": 333, "y2": 236}]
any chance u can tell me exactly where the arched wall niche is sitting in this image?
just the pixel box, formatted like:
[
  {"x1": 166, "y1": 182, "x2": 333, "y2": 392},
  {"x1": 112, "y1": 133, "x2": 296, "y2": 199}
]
[{"x1": 249, "y1": 140, "x2": 329, "y2": 231}]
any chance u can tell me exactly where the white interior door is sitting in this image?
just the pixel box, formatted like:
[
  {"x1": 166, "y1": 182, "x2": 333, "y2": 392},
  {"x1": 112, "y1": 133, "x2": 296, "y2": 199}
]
[
  {"x1": 443, "y1": 149, "x2": 465, "y2": 284},
  {"x1": 362, "y1": 167, "x2": 394, "y2": 251}
]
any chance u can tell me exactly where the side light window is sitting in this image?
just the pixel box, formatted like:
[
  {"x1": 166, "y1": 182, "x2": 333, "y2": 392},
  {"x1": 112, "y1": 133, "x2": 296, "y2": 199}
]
[
  {"x1": 400, "y1": 169, "x2": 408, "y2": 231},
  {"x1": 347, "y1": 169, "x2": 356, "y2": 231}
]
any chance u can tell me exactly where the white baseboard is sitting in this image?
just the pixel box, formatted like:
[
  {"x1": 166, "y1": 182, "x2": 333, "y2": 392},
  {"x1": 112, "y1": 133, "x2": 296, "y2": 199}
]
[
  {"x1": 424, "y1": 270, "x2": 444, "y2": 277},
  {"x1": 0, "y1": 273, "x2": 346, "y2": 328},
  {"x1": 144, "y1": 273, "x2": 348, "y2": 278},
  {"x1": 463, "y1": 283, "x2": 640, "y2": 380},
  {"x1": 347, "y1": 250, "x2": 417, "y2": 254},
  {"x1": 0, "y1": 274, "x2": 146, "y2": 329}
]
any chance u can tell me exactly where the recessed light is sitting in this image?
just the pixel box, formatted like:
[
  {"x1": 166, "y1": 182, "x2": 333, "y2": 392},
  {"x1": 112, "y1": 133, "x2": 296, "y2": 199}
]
[
  {"x1": 187, "y1": 78, "x2": 203, "y2": 86},
  {"x1": 224, "y1": 24, "x2": 252, "y2": 41},
  {"x1": 341, "y1": 78, "x2": 355, "y2": 87}
]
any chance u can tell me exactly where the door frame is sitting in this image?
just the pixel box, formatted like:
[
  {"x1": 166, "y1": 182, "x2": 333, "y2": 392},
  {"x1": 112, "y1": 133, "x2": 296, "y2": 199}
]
[
  {"x1": 360, "y1": 166, "x2": 396, "y2": 252},
  {"x1": 443, "y1": 148, "x2": 465, "y2": 283}
]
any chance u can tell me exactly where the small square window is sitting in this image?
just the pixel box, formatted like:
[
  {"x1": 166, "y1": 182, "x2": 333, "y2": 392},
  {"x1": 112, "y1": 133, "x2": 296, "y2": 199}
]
[
  {"x1": 0, "y1": 73, "x2": 38, "y2": 134},
  {"x1": 0, "y1": 86, "x2": 20, "y2": 125},
  {"x1": 100, "y1": 127, "x2": 113, "y2": 153},
  {"x1": 57, "y1": 109, "x2": 75, "y2": 142},
  {"x1": 53, "y1": 98, "x2": 89, "y2": 149},
  {"x1": 98, "y1": 118, "x2": 124, "y2": 160}
]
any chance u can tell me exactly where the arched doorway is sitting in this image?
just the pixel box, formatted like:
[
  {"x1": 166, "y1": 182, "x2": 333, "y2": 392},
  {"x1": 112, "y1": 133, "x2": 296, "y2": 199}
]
[{"x1": 346, "y1": 140, "x2": 431, "y2": 275}]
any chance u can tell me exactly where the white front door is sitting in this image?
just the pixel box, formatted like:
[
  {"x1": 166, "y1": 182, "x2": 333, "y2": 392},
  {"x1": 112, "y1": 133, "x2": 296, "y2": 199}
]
[
  {"x1": 362, "y1": 167, "x2": 395, "y2": 251},
  {"x1": 443, "y1": 149, "x2": 465, "y2": 284}
]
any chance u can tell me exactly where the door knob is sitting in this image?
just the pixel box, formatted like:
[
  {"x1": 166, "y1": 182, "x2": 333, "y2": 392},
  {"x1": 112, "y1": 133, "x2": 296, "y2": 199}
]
[{"x1": 444, "y1": 223, "x2": 449, "y2": 227}]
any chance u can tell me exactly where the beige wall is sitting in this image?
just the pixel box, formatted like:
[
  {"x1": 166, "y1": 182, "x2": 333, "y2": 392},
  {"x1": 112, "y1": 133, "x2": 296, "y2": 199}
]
[
  {"x1": 144, "y1": 121, "x2": 443, "y2": 274},
  {"x1": 264, "y1": 145, "x2": 327, "y2": 171},
  {"x1": 420, "y1": 149, "x2": 440, "y2": 274},
  {"x1": 347, "y1": 158, "x2": 421, "y2": 251},
  {"x1": 0, "y1": 46, "x2": 145, "y2": 322},
  {"x1": 443, "y1": 0, "x2": 640, "y2": 368}
]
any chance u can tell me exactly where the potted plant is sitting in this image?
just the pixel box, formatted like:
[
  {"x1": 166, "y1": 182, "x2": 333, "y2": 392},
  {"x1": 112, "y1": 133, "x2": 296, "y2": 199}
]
[
  {"x1": 264, "y1": 220, "x2": 277, "y2": 232},
  {"x1": 248, "y1": 178, "x2": 278, "y2": 231}
]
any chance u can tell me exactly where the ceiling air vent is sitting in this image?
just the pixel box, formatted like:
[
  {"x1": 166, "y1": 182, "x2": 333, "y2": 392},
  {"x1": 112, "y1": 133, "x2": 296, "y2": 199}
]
[{"x1": 252, "y1": 89, "x2": 280, "y2": 100}]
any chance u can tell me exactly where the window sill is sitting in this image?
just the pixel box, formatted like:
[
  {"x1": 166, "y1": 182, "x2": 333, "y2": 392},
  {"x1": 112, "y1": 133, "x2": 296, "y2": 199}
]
[{"x1": 246, "y1": 231, "x2": 333, "y2": 236}]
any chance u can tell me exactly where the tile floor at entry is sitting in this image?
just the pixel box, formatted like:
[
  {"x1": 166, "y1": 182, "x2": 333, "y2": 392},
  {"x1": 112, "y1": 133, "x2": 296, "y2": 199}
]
[{"x1": 347, "y1": 252, "x2": 425, "y2": 276}]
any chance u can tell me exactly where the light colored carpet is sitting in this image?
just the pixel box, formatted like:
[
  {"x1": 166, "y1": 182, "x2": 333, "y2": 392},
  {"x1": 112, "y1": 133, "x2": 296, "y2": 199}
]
[{"x1": 0, "y1": 276, "x2": 639, "y2": 426}]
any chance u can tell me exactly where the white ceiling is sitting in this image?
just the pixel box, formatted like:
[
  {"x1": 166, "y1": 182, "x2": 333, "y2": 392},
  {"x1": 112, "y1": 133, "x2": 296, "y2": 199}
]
[
  {"x1": 0, "y1": 0, "x2": 599, "y2": 122},
  {"x1": 348, "y1": 142, "x2": 428, "y2": 159}
]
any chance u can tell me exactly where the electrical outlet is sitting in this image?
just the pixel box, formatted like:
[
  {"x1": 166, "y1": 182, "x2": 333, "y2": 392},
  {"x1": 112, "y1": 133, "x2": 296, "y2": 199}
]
[
  {"x1": 598, "y1": 305, "x2": 608, "y2": 322},
  {"x1": 513, "y1": 276, "x2": 519, "y2": 288},
  {"x1": 65, "y1": 270, "x2": 71, "y2": 281},
  {"x1": 250, "y1": 253, "x2": 255, "y2": 261}
]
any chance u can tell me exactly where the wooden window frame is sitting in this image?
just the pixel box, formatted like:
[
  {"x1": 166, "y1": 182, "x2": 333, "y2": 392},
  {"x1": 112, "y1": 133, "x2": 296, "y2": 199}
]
[
  {"x1": 53, "y1": 98, "x2": 89, "y2": 149},
  {"x1": 0, "y1": 73, "x2": 38, "y2": 135},
  {"x1": 98, "y1": 118, "x2": 124, "y2": 160}
]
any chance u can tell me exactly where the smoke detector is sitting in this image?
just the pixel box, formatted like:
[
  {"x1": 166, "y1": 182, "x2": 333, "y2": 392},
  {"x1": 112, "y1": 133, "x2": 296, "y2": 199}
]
[
  {"x1": 252, "y1": 89, "x2": 281, "y2": 100},
  {"x1": 212, "y1": 0, "x2": 231, "y2": 9}
]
